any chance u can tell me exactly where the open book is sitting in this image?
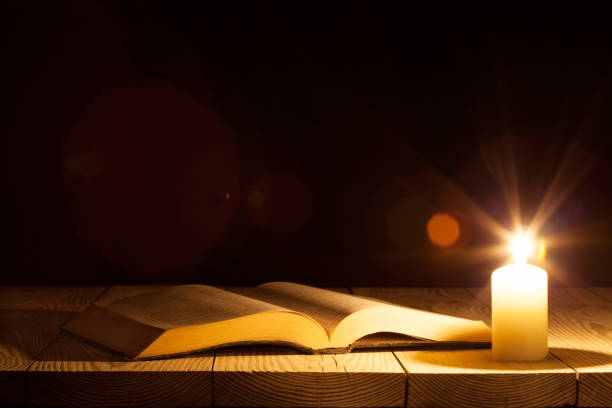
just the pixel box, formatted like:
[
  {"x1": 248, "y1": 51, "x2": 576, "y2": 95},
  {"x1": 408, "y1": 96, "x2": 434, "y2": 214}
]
[{"x1": 63, "y1": 282, "x2": 491, "y2": 359}]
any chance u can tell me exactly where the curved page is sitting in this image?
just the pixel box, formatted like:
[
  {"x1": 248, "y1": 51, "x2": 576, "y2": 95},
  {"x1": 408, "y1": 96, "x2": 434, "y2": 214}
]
[
  {"x1": 249, "y1": 282, "x2": 387, "y2": 337},
  {"x1": 250, "y1": 282, "x2": 491, "y2": 348},
  {"x1": 64, "y1": 285, "x2": 328, "y2": 358},
  {"x1": 96, "y1": 285, "x2": 292, "y2": 330}
]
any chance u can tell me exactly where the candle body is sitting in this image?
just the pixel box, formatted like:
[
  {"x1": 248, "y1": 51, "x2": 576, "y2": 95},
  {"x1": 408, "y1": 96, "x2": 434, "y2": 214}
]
[{"x1": 491, "y1": 263, "x2": 548, "y2": 361}]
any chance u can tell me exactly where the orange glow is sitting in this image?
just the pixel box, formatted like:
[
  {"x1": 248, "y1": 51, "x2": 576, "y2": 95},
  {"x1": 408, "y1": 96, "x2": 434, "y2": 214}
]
[
  {"x1": 537, "y1": 239, "x2": 547, "y2": 262},
  {"x1": 427, "y1": 213, "x2": 460, "y2": 247},
  {"x1": 247, "y1": 190, "x2": 265, "y2": 209}
]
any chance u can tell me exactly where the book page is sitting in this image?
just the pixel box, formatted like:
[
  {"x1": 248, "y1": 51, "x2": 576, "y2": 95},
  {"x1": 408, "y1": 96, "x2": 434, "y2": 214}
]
[
  {"x1": 249, "y1": 282, "x2": 491, "y2": 347},
  {"x1": 249, "y1": 282, "x2": 385, "y2": 337},
  {"x1": 96, "y1": 285, "x2": 294, "y2": 330}
]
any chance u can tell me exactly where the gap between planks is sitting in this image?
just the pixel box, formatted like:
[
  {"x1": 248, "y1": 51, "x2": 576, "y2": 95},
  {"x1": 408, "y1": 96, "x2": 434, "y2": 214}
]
[
  {"x1": 21, "y1": 286, "x2": 110, "y2": 408},
  {"x1": 354, "y1": 287, "x2": 577, "y2": 408},
  {"x1": 8, "y1": 288, "x2": 608, "y2": 406},
  {"x1": 25, "y1": 285, "x2": 215, "y2": 408},
  {"x1": 24, "y1": 285, "x2": 110, "y2": 373},
  {"x1": 0, "y1": 285, "x2": 107, "y2": 406},
  {"x1": 216, "y1": 286, "x2": 406, "y2": 407},
  {"x1": 468, "y1": 285, "x2": 612, "y2": 408}
]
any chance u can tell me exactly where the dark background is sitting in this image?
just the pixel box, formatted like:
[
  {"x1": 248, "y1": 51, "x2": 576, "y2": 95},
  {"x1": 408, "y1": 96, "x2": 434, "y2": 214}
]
[{"x1": 6, "y1": 1, "x2": 612, "y2": 287}]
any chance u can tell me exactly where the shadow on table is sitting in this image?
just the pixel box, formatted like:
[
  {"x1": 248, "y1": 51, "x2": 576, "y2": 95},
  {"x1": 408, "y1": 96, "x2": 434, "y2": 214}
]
[
  {"x1": 402, "y1": 346, "x2": 612, "y2": 370},
  {"x1": 32, "y1": 329, "x2": 493, "y2": 362},
  {"x1": 30, "y1": 331, "x2": 612, "y2": 373},
  {"x1": 549, "y1": 347, "x2": 612, "y2": 368},
  {"x1": 0, "y1": 309, "x2": 75, "y2": 361}
]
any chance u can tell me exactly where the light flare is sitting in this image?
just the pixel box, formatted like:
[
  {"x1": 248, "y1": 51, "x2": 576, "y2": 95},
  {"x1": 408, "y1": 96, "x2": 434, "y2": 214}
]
[{"x1": 510, "y1": 231, "x2": 535, "y2": 264}]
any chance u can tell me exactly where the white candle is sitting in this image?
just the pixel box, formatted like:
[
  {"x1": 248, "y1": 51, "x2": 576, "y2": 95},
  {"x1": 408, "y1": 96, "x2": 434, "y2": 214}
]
[{"x1": 491, "y1": 233, "x2": 548, "y2": 361}]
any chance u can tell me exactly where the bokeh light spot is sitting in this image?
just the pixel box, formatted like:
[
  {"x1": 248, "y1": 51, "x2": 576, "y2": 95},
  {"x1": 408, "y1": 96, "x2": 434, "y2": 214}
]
[
  {"x1": 427, "y1": 212, "x2": 460, "y2": 247},
  {"x1": 62, "y1": 81, "x2": 240, "y2": 276},
  {"x1": 245, "y1": 171, "x2": 313, "y2": 238},
  {"x1": 248, "y1": 190, "x2": 265, "y2": 209}
]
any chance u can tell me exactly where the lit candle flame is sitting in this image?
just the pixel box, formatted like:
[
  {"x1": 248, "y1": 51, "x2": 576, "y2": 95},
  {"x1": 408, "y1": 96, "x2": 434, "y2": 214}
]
[{"x1": 510, "y1": 231, "x2": 535, "y2": 264}]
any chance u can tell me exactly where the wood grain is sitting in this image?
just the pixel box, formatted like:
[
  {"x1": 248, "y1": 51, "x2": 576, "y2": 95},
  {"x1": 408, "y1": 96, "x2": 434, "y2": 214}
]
[
  {"x1": 548, "y1": 288, "x2": 612, "y2": 407},
  {"x1": 215, "y1": 287, "x2": 405, "y2": 407},
  {"x1": 27, "y1": 285, "x2": 214, "y2": 407},
  {"x1": 0, "y1": 286, "x2": 105, "y2": 405},
  {"x1": 3, "y1": 284, "x2": 609, "y2": 407},
  {"x1": 589, "y1": 287, "x2": 612, "y2": 303},
  {"x1": 354, "y1": 287, "x2": 576, "y2": 408},
  {"x1": 214, "y1": 347, "x2": 405, "y2": 407},
  {"x1": 469, "y1": 285, "x2": 612, "y2": 407}
]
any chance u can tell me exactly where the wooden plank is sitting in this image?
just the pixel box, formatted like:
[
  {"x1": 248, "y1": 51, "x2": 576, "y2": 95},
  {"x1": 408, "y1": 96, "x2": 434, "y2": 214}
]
[
  {"x1": 469, "y1": 285, "x2": 612, "y2": 407},
  {"x1": 0, "y1": 286, "x2": 105, "y2": 405},
  {"x1": 27, "y1": 285, "x2": 214, "y2": 407},
  {"x1": 354, "y1": 287, "x2": 576, "y2": 408},
  {"x1": 589, "y1": 287, "x2": 612, "y2": 303},
  {"x1": 214, "y1": 287, "x2": 405, "y2": 407},
  {"x1": 547, "y1": 288, "x2": 612, "y2": 407},
  {"x1": 214, "y1": 347, "x2": 405, "y2": 407}
]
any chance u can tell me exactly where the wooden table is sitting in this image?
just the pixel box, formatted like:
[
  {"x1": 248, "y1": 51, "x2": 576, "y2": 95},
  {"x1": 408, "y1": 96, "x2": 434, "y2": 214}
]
[{"x1": 1, "y1": 285, "x2": 611, "y2": 407}]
